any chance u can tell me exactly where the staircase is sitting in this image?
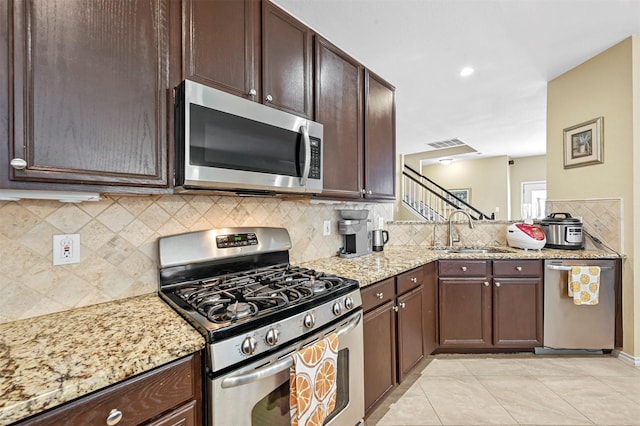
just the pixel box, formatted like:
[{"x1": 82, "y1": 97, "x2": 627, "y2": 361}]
[{"x1": 402, "y1": 165, "x2": 495, "y2": 221}]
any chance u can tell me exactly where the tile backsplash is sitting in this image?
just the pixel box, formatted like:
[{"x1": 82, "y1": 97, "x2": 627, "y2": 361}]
[{"x1": 0, "y1": 195, "x2": 392, "y2": 323}]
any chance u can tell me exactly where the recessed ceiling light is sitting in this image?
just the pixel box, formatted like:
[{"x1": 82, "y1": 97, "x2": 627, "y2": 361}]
[
  {"x1": 439, "y1": 158, "x2": 453, "y2": 165},
  {"x1": 459, "y1": 67, "x2": 474, "y2": 77}
]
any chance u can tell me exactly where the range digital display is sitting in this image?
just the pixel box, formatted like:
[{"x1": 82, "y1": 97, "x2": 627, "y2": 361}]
[{"x1": 216, "y1": 233, "x2": 258, "y2": 248}]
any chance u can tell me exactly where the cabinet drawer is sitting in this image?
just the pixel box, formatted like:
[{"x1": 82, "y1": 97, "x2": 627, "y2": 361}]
[
  {"x1": 20, "y1": 354, "x2": 199, "y2": 426},
  {"x1": 397, "y1": 267, "x2": 424, "y2": 295},
  {"x1": 438, "y1": 260, "x2": 489, "y2": 277},
  {"x1": 361, "y1": 277, "x2": 395, "y2": 312},
  {"x1": 493, "y1": 260, "x2": 542, "y2": 277}
]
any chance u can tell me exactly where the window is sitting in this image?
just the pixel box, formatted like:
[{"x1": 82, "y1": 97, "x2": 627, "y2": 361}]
[{"x1": 521, "y1": 181, "x2": 547, "y2": 220}]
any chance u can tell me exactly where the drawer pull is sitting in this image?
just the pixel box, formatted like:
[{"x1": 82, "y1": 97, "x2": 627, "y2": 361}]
[
  {"x1": 516, "y1": 266, "x2": 523, "y2": 272},
  {"x1": 376, "y1": 292, "x2": 384, "y2": 299},
  {"x1": 495, "y1": 282, "x2": 501, "y2": 287},
  {"x1": 461, "y1": 266, "x2": 467, "y2": 272},
  {"x1": 483, "y1": 281, "x2": 489, "y2": 287},
  {"x1": 106, "y1": 409, "x2": 123, "y2": 425},
  {"x1": 410, "y1": 277, "x2": 417, "y2": 283}
]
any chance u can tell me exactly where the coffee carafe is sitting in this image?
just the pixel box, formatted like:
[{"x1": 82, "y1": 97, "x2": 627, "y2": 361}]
[{"x1": 372, "y1": 229, "x2": 389, "y2": 251}]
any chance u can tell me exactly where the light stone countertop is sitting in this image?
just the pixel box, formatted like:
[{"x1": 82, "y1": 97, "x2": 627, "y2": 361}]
[
  {"x1": 0, "y1": 294, "x2": 205, "y2": 425},
  {"x1": 300, "y1": 245, "x2": 621, "y2": 287}
]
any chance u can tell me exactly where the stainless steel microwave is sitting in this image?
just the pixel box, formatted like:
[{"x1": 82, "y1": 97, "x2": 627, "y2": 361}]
[{"x1": 175, "y1": 80, "x2": 323, "y2": 195}]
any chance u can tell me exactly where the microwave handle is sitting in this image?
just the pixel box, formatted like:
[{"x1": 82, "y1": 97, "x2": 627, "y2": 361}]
[{"x1": 300, "y1": 124, "x2": 311, "y2": 186}]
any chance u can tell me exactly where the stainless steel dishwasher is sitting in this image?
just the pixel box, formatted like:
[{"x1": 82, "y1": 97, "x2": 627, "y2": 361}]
[{"x1": 541, "y1": 259, "x2": 616, "y2": 351}]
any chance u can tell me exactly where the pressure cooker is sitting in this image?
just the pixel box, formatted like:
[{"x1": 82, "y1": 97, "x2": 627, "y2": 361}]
[{"x1": 540, "y1": 212, "x2": 584, "y2": 250}]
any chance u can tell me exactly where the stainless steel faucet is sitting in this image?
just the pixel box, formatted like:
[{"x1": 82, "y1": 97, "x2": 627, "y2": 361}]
[{"x1": 448, "y1": 209, "x2": 474, "y2": 246}]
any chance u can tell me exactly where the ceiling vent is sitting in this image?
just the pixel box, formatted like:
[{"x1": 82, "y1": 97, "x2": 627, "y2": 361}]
[{"x1": 426, "y1": 138, "x2": 466, "y2": 150}]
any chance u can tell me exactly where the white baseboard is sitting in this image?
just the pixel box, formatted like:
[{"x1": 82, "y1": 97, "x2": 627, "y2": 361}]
[{"x1": 613, "y1": 349, "x2": 640, "y2": 367}]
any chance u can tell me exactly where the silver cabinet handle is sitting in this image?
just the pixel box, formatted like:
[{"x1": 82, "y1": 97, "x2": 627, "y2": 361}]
[
  {"x1": 483, "y1": 281, "x2": 489, "y2": 287},
  {"x1": 461, "y1": 266, "x2": 467, "y2": 272},
  {"x1": 248, "y1": 89, "x2": 257, "y2": 97},
  {"x1": 106, "y1": 409, "x2": 123, "y2": 425},
  {"x1": 410, "y1": 277, "x2": 417, "y2": 283},
  {"x1": 393, "y1": 306, "x2": 399, "y2": 312},
  {"x1": 400, "y1": 302, "x2": 406, "y2": 309},
  {"x1": 266, "y1": 94, "x2": 273, "y2": 102},
  {"x1": 10, "y1": 158, "x2": 27, "y2": 170},
  {"x1": 516, "y1": 266, "x2": 522, "y2": 272},
  {"x1": 361, "y1": 189, "x2": 366, "y2": 194},
  {"x1": 367, "y1": 190, "x2": 373, "y2": 195},
  {"x1": 376, "y1": 292, "x2": 384, "y2": 299},
  {"x1": 495, "y1": 282, "x2": 501, "y2": 287}
]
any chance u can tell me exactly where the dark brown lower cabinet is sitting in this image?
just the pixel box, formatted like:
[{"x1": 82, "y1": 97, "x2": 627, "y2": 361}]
[
  {"x1": 438, "y1": 259, "x2": 543, "y2": 351},
  {"x1": 15, "y1": 352, "x2": 202, "y2": 426},
  {"x1": 362, "y1": 265, "x2": 433, "y2": 415}
]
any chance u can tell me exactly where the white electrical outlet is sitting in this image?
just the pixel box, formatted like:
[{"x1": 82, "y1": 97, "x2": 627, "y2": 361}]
[
  {"x1": 378, "y1": 217, "x2": 384, "y2": 229},
  {"x1": 53, "y1": 234, "x2": 81, "y2": 265},
  {"x1": 323, "y1": 220, "x2": 331, "y2": 236}
]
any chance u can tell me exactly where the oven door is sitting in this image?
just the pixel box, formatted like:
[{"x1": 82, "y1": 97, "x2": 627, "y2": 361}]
[{"x1": 208, "y1": 310, "x2": 364, "y2": 426}]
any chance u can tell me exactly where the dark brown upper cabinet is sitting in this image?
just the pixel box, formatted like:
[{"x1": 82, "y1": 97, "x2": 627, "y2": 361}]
[
  {"x1": 364, "y1": 70, "x2": 396, "y2": 200},
  {"x1": 182, "y1": 0, "x2": 313, "y2": 119},
  {"x1": 3, "y1": 0, "x2": 171, "y2": 191},
  {"x1": 182, "y1": 0, "x2": 261, "y2": 100},
  {"x1": 262, "y1": 1, "x2": 313, "y2": 118},
  {"x1": 315, "y1": 36, "x2": 364, "y2": 198}
]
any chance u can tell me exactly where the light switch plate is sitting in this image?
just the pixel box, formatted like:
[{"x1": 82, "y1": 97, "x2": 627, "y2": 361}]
[
  {"x1": 53, "y1": 234, "x2": 80, "y2": 265},
  {"x1": 323, "y1": 220, "x2": 331, "y2": 236}
]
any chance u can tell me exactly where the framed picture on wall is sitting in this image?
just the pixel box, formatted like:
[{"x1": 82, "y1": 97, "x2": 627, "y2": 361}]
[
  {"x1": 445, "y1": 188, "x2": 471, "y2": 209},
  {"x1": 563, "y1": 117, "x2": 604, "y2": 168}
]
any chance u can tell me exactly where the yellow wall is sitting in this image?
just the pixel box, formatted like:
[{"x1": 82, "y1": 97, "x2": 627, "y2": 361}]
[
  {"x1": 422, "y1": 156, "x2": 509, "y2": 220},
  {"x1": 508, "y1": 155, "x2": 547, "y2": 220},
  {"x1": 547, "y1": 37, "x2": 636, "y2": 356}
]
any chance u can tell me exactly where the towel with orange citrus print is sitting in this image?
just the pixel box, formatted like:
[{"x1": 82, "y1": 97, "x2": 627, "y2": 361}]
[
  {"x1": 290, "y1": 333, "x2": 338, "y2": 426},
  {"x1": 568, "y1": 266, "x2": 601, "y2": 305}
]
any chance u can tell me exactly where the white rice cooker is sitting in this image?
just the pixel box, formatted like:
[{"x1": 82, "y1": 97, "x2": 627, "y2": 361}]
[{"x1": 506, "y1": 223, "x2": 547, "y2": 250}]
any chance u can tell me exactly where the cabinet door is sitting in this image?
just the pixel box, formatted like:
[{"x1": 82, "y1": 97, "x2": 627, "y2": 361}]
[
  {"x1": 7, "y1": 0, "x2": 170, "y2": 189},
  {"x1": 397, "y1": 286, "x2": 425, "y2": 382},
  {"x1": 363, "y1": 301, "x2": 396, "y2": 415},
  {"x1": 182, "y1": 0, "x2": 260, "y2": 100},
  {"x1": 422, "y1": 262, "x2": 438, "y2": 355},
  {"x1": 439, "y1": 279, "x2": 492, "y2": 348},
  {"x1": 262, "y1": 1, "x2": 313, "y2": 118},
  {"x1": 493, "y1": 277, "x2": 543, "y2": 347},
  {"x1": 363, "y1": 69, "x2": 395, "y2": 200},
  {"x1": 315, "y1": 36, "x2": 363, "y2": 198}
]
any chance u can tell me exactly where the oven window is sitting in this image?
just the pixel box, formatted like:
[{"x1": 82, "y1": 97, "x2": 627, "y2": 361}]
[
  {"x1": 250, "y1": 348, "x2": 350, "y2": 425},
  {"x1": 189, "y1": 104, "x2": 302, "y2": 177}
]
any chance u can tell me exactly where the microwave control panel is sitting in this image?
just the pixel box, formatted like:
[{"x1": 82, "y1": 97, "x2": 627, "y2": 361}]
[{"x1": 309, "y1": 138, "x2": 321, "y2": 179}]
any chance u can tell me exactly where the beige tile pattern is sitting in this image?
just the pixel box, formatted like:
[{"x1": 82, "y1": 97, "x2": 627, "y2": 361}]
[
  {"x1": 0, "y1": 195, "x2": 392, "y2": 323},
  {"x1": 368, "y1": 355, "x2": 640, "y2": 426}
]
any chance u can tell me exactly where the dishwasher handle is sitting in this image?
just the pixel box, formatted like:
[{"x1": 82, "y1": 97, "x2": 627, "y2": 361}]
[{"x1": 546, "y1": 264, "x2": 613, "y2": 271}]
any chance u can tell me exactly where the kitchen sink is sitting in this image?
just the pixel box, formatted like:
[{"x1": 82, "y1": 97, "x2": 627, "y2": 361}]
[{"x1": 432, "y1": 247, "x2": 512, "y2": 254}]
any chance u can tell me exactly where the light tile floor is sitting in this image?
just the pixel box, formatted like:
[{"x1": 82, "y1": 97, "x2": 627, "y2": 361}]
[{"x1": 366, "y1": 354, "x2": 640, "y2": 426}]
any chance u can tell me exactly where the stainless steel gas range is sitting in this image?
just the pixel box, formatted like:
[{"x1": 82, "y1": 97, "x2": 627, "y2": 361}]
[{"x1": 158, "y1": 227, "x2": 364, "y2": 426}]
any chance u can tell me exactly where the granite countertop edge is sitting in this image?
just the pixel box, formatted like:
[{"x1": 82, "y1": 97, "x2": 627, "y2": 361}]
[
  {"x1": 0, "y1": 293, "x2": 205, "y2": 425},
  {"x1": 300, "y1": 245, "x2": 621, "y2": 287}
]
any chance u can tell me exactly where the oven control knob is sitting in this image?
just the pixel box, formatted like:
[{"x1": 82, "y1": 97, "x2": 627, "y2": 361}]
[
  {"x1": 265, "y1": 328, "x2": 279, "y2": 346},
  {"x1": 303, "y1": 313, "x2": 316, "y2": 329},
  {"x1": 240, "y1": 336, "x2": 257, "y2": 355},
  {"x1": 344, "y1": 296, "x2": 354, "y2": 310},
  {"x1": 332, "y1": 302, "x2": 343, "y2": 316}
]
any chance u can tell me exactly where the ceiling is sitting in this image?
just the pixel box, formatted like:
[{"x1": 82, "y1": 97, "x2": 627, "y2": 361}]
[{"x1": 271, "y1": 0, "x2": 640, "y2": 164}]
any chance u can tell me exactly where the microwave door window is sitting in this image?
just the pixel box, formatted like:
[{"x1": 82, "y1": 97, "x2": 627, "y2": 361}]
[{"x1": 190, "y1": 104, "x2": 302, "y2": 177}]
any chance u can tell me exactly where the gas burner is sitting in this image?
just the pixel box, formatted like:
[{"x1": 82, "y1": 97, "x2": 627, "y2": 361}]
[
  {"x1": 301, "y1": 279, "x2": 330, "y2": 294},
  {"x1": 226, "y1": 302, "x2": 257, "y2": 320}
]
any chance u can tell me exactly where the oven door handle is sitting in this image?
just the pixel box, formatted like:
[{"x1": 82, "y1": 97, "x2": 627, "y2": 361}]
[{"x1": 221, "y1": 312, "x2": 362, "y2": 389}]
